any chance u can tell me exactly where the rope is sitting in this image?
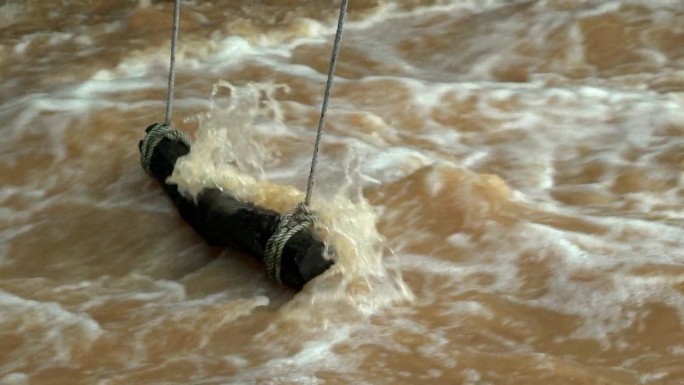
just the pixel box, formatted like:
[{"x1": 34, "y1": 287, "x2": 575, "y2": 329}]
[
  {"x1": 264, "y1": 0, "x2": 348, "y2": 282},
  {"x1": 164, "y1": 0, "x2": 181, "y2": 125},
  {"x1": 264, "y1": 203, "x2": 317, "y2": 283},
  {"x1": 304, "y1": 0, "x2": 348, "y2": 207},
  {"x1": 140, "y1": 0, "x2": 189, "y2": 176},
  {"x1": 140, "y1": 123, "x2": 191, "y2": 176}
]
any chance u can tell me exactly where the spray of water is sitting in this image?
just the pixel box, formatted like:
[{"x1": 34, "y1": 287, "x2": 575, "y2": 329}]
[{"x1": 169, "y1": 81, "x2": 414, "y2": 324}]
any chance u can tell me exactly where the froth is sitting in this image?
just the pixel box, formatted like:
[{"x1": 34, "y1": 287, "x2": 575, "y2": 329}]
[{"x1": 0, "y1": 290, "x2": 103, "y2": 372}]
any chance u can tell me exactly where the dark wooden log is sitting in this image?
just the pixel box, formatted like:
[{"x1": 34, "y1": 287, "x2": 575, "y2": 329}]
[{"x1": 139, "y1": 125, "x2": 333, "y2": 290}]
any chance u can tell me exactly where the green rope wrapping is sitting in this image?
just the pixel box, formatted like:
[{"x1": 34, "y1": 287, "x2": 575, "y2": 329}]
[
  {"x1": 264, "y1": 203, "x2": 317, "y2": 283},
  {"x1": 140, "y1": 122, "x2": 191, "y2": 176}
]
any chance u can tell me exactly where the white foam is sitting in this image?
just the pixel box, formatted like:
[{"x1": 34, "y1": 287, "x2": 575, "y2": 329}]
[
  {"x1": 225, "y1": 325, "x2": 356, "y2": 384},
  {"x1": 13, "y1": 39, "x2": 29, "y2": 54},
  {"x1": 511, "y1": 218, "x2": 684, "y2": 346},
  {"x1": 72, "y1": 77, "x2": 157, "y2": 97},
  {"x1": 345, "y1": 0, "x2": 525, "y2": 32},
  {"x1": 363, "y1": 147, "x2": 432, "y2": 184},
  {"x1": 0, "y1": 373, "x2": 29, "y2": 385},
  {"x1": 204, "y1": 36, "x2": 260, "y2": 66},
  {"x1": 0, "y1": 2, "x2": 24, "y2": 28},
  {"x1": 0, "y1": 290, "x2": 103, "y2": 372}
]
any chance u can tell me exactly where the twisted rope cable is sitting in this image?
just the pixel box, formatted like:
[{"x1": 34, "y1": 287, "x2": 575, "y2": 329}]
[
  {"x1": 164, "y1": 0, "x2": 181, "y2": 125},
  {"x1": 303, "y1": 0, "x2": 348, "y2": 207}
]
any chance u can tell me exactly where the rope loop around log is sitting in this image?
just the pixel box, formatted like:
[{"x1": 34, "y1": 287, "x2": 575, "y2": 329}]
[
  {"x1": 264, "y1": 203, "x2": 317, "y2": 283},
  {"x1": 140, "y1": 122, "x2": 192, "y2": 176}
]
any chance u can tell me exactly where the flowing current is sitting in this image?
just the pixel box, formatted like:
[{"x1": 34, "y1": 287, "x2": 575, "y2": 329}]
[{"x1": 1, "y1": 1, "x2": 683, "y2": 384}]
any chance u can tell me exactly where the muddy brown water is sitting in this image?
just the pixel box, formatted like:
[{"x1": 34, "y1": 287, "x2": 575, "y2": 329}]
[{"x1": 1, "y1": 1, "x2": 683, "y2": 384}]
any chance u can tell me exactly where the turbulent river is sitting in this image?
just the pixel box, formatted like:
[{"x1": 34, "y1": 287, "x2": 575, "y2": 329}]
[{"x1": 1, "y1": 1, "x2": 683, "y2": 384}]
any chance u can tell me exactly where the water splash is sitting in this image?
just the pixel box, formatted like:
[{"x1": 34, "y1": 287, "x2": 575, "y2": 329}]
[{"x1": 170, "y1": 81, "x2": 413, "y2": 319}]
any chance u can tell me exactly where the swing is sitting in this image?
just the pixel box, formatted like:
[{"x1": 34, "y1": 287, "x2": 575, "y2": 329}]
[{"x1": 138, "y1": 0, "x2": 348, "y2": 290}]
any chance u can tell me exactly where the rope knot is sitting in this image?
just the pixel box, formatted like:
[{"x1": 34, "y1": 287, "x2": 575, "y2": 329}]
[
  {"x1": 264, "y1": 203, "x2": 317, "y2": 283},
  {"x1": 139, "y1": 122, "x2": 191, "y2": 176}
]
